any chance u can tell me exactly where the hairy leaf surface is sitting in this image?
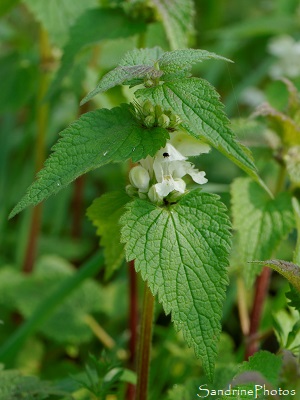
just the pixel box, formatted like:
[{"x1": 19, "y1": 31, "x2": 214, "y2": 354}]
[
  {"x1": 82, "y1": 47, "x2": 230, "y2": 104},
  {"x1": 87, "y1": 191, "x2": 130, "y2": 279},
  {"x1": 10, "y1": 104, "x2": 168, "y2": 218},
  {"x1": 120, "y1": 189, "x2": 231, "y2": 379},
  {"x1": 231, "y1": 178, "x2": 295, "y2": 284},
  {"x1": 253, "y1": 260, "x2": 300, "y2": 292},
  {"x1": 47, "y1": 8, "x2": 146, "y2": 98},
  {"x1": 81, "y1": 65, "x2": 163, "y2": 105},
  {"x1": 137, "y1": 79, "x2": 264, "y2": 186},
  {"x1": 159, "y1": 49, "x2": 232, "y2": 75},
  {"x1": 151, "y1": 0, "x2": 195, "y2": 49}
]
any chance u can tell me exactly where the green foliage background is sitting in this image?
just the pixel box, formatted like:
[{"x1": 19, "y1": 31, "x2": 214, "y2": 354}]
[{"x1": 1, "y1": 0, "x2": 300, "y2": 399}]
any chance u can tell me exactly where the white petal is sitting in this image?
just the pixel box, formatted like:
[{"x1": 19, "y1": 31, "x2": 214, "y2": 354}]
[
  {"x1": 189, "y1": 169, "x2": 208, "y2": 184},
  {"x1": 155, "y1": 179, "x2": 175, "y2": 197},
  {"x1": 139, "y1": 155, "x2": 154, "y2": 177},
  {"x1": 148, "y1": 185, "x2": 164, "y2": 204},
  {"x1": 169, "y1": 131, "x2": 211, "y2": 156},
  {"x1": 173, "y1": 178, "x2": 186, "y2": 193},
  {"x1": 129, "y1": 166, "x2": 150, "y2": 191},
  {"x1": 156, "y1": 143, "x2": 186, "y2": 162}
]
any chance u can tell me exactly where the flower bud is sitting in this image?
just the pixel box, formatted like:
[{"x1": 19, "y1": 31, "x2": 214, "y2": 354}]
[
  {"x1": 154, "y1": 105, "x2": 163, "y2": 119},
  {"x1": 144, "y1": 79, "x2": 154, "y2": 88},
  {"x1": 158, "y1": 114, "x2": 170, "y2": 128},
  {"x1": 169, "y1": 114, "x2": 182, "y2": 128},
  {"x1": 138, "y1": 190, "x2": 148, "y2": 199},
  {"x1": 142, "y1": 100, "x2": 154, "y2": 116},
  {"x1": 148, "y1": 185, "x2": 163, "y2": 204},
  {"x1": 144, "y1": 115, "x2": 155, "y2": 128},
  {"x1": 126, "y1": 184, "x2": 138, "y2": 197},
  {"x1": 129, "y1": 166, "x2": 150, "y2": 192}
]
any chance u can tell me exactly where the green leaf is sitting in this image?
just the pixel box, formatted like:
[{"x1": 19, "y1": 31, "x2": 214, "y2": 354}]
[
  {"x1": 158, "y1": 49, "x2": 232, "y2": 75},
  {"x1": 285, "y1": 146, "x2": 300, "y2": 186},
  {"x1": 120, "y1": 46, "x2": 164, "y2": 66},
  {"x1": 87, "y1": 191, "x2": 130, "y2": 279},
  {"x1": 10, "y1": 104, "x2": 169, "y2": 218},
  {"x1": 0, "y1": 370, "x2": 71, "y2": 399},
  {"x1": 253, "y1": 102, "x2": 300, "y2": 146},
  {"x1": 292, "y1": 197, "x2": 300, "y2": 265},
  {"x1": 253, "y1": 260, "x2": 300, "y2": 292},
  {"x1": 231, "y1": 178, "x2": 295, "y2": 284},
  {"x1": 286, "y1": 285, "x2": 300, "y2": 311},
  {"x1": 219, "y1": 351, "x2": 282, "y2": 400},
  {"x1": 81, "y1": 64, "x2": 163, "y2": 106},
  {"x1": 24, "y1": 0, "x2": 98, "y2": 46},
  {"x1": 81, "y1": 47, "x2": 231, "y2": 105},
  {"x1": 120, "y1": 189, "x2": 231, "y2": 379},
  {"x1": 151, "y1": 0, "x2": 195, "y2": 49},
  {"x1": 0, "y1": 0, "x2": 20, "y2": 16},
  {"x1": 273, "y1": 308, "x2": 300, "y2": 351},
  {"x1": 0, "y1": 53, "x2": 37, "y2": 112},
  {"x1": 0, "y1": 252, "x2": 104, "y2": 365},
  {"x1": 238, "y1": 351, "x2": 282, "y2": 387},
  {"x1": 136, "y1": 79, "x2": 266, "y2": 189},
  {"x1": 47, "y1": 8, "x2": 146, "y2": 98},
  {"x1": 13, "y1": 256, "x2": 104, "y2": 344}
]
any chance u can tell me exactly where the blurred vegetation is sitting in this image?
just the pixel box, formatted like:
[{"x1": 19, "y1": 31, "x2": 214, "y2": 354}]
[{"x1": 0, "y1": 0, "x2": 300, "y2": 399}]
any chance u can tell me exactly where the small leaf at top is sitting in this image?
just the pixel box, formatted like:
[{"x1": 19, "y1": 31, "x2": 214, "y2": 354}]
[
  {"x1": 120, "y1": 189, "x2": 231, "y2": 380},
  {"x1": 231, "y1": 177, "x2": 295, "y2": 285},
  {"x1": 159, "y1": 49, "x2": 232, "y2": 75},
  {"x1": 81, "y1": 65, "x2": 163, "y2": 106},
  {"x1": 81, "y1": 47, "x2": 232, "y2": 105},
  {"x1": 87, "y1": 191, "x2": 130, "y2": 279},
  {"x1": 10, "y1": 104, "x2": 169, "y2": 218}
]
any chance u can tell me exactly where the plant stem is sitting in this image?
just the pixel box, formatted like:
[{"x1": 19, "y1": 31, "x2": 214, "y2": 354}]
[
  {"x1": 22, "y1": 27, "x2": 52, "y2": 273},
  {"x1": 237, "y1": 277, "x2": 250, "y2": 336},
  {"x1": 244, "y1": 165, "x2": 286, "y2": 359},
  {"x1": 135, "y1": 282, "x2": 155, "y2": 400},
  {"x1": 245, "y1": 267, "x2": 271, "y2": 359},
  {"x1": 126, "y1": 261, "x2": 139, "y2": 400}
]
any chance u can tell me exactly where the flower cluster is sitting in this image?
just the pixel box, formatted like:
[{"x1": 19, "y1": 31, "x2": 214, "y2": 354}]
[
  {"x1": 268, "y1": 35, "x2": 300, "y2": 78},
  {"x1": 127, "y1": 130, "x2": 210, "y2": 205},
  {"x1": 135, "y1": 100, "x2": 182, "y2": 130}
]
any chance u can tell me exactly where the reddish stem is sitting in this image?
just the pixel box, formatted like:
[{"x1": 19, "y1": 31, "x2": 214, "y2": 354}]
[
  {"x1": 22, "y1": 204, "x2": 42, "y2": 274},
  {"x1": 245, "y1": 267, "x2": 272, "y2": 359},
  {"x1": 126, "y1": 260, "x2": 138, "y2": 400}
]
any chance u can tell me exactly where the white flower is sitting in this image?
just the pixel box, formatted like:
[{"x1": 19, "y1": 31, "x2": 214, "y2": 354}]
[
  {"x1": 151, "y1": 143, "x2": 207, "y2": 197},
  {"x1": 148, "y1": 185, "x2": 164, "y2": 204},
  {"x1": 129, "y1": 165, "x2": 150, "y2": 192},
  {"x1": 268, "y1": 35, "x2": 300, "y2": 78},
  {"x1": 131, "y1": 134, "x2": 208, "y2": 204},
  {"x1": 154, "y1": 177, "x2": 186, "y2": 197}
]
